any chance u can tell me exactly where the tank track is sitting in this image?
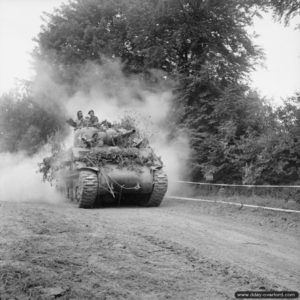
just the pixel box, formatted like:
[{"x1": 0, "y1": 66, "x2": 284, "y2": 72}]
[
  {"x1": 141, "y1": 169, "x2": 168, "y2": 207},
  {"x1": 76, "y1": 170, "x2": 98, "y2": 208}
]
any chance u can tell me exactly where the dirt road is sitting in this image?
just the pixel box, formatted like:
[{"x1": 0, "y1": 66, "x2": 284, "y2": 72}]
[{"x1": 0, "y1": 198, "x2": 299, "y2": 299}]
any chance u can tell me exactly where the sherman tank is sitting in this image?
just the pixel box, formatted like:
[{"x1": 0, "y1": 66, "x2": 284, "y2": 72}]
[{"x1": 56, "y1": 124, "x2": 168, "y2": 208}]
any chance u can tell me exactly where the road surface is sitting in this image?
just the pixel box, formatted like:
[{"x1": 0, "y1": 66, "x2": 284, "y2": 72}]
[{"x1": 0, "y1": 198, "x2": 299, "y2": 299}]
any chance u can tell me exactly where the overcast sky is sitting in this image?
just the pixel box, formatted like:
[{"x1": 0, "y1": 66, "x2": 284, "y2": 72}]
[{"x1": 0, "y1": 0, "x2": 299, "y2": 105}]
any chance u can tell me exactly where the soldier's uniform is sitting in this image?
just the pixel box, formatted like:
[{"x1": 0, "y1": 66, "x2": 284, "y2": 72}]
[
  {"x1": 88, "y1": 110, "x2": 99, "y2": 127},
  {"x1": 89, "y1": 115, "x2": 99, "y2": 126},
  {"x1": 76, "y1": 118, "x2": 84, "y2": 128}
]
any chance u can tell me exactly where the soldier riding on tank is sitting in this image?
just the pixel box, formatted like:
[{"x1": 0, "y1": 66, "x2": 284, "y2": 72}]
[
  {"x1": 88, "y1": 110, "x2": 99, "y2": 127},
  {"x1": 66, "y1": 110, "x2": 85, "y2": 130},
  {"x1": 76, "y1": 110, "x2": 84, "y2": 128}
]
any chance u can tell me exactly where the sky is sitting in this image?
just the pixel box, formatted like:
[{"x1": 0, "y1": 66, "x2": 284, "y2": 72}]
[
  {"x1": 250, "y1": 14, "x2": 300, "y2": 104},
  {"x1": 0, "y1": 0, "x2": 299, "y2": 105}
]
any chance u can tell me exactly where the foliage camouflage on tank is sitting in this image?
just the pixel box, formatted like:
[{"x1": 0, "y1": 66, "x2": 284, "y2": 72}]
[{"x1": 39, "y1": 117, "x2": 168, "y2": 208}]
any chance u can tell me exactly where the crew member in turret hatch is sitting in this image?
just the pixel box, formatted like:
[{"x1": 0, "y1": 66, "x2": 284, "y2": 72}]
[
  {"x1": 66, "y1": 110, "x2": 84, "y2": 129},
  {"x1": 88, "y1": 110, "x2": 99, "y2": 126},
  {"x1": 76, "y1": 110, "x2": 84, "y2": 128}
]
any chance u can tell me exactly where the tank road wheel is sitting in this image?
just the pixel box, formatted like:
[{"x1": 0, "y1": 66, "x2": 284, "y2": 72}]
[
  {"x1": 75, "y1": 170, "x2": 98, "y2": 208},
  {"x1": 141, "y1": 169, "x2": 168, "y2": 207}
]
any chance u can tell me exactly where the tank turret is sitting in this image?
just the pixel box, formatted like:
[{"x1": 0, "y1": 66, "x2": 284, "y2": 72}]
[{"x1": 80, "y1": 128, "x2": 136, "y2": 148}]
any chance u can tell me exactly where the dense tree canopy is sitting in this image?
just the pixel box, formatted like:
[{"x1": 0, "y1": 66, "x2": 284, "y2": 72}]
[
  {"x1": 0, "y1": 90, "x2": 66, "y2": 155},
  {"x1": 35, "y1": 0, "x2": 262, "y2": 83},
  {"x1": 263, "y1": 0, "x2": 300, "y2": 24}
]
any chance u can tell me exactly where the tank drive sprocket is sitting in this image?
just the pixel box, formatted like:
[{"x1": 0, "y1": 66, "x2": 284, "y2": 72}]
[
  {"x1": 141, "y1": 169, "x2": 168, "y2": 207},
  {"x1": 75, "y1": 170, "x2": 98, "y2": 208}
]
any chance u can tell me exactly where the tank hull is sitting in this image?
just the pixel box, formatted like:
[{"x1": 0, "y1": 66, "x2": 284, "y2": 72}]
[
  {"x1": 62, "y1": 164, "x2": 167, "y2": 208},
  {"x1": 55, "y1": 127, "x2": 168, "y2": 208},
  {"x1": 98, "y1": 165, "x2": 153, "y2": 195}
]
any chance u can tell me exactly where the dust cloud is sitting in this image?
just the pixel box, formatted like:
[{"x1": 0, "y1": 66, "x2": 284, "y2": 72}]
[
  {"x1": 0, "y1": 152, "x2": 64, "y2": 203},
  {"x1": 61, "y1": 59, "x2": 191, "y2": 191},
  {"x1": 0, "y1": 58, "x2": 190, "y2": 203}
]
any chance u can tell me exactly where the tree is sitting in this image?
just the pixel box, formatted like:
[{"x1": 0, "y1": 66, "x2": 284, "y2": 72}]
[
  {"x1": 0, "y1": 90, "x2": 67, "y2": 154},
  {"x1": 35, "y1": 0, "x2": 263, "y2": 83},
  {"x1": 235, "y1": 93, "x2": 300, "y2": 185},
  {"x1": 30, "y1": 0, "x2": 300, "y2": 183},
  {"x1": 32, "y1": 0, "x2": 265, "y2": 180},
  {"x1": 262, "y1": 0, "x2": 300, "y2": 24}
]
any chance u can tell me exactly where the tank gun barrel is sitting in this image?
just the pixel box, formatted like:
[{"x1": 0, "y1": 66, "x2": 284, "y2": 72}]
[
  {"x1": 104, "y1": 129, "x2": 136, "y2": 146},
  {"x1": 116, "y1": 129, "x2": 136, "y2": 139}
]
